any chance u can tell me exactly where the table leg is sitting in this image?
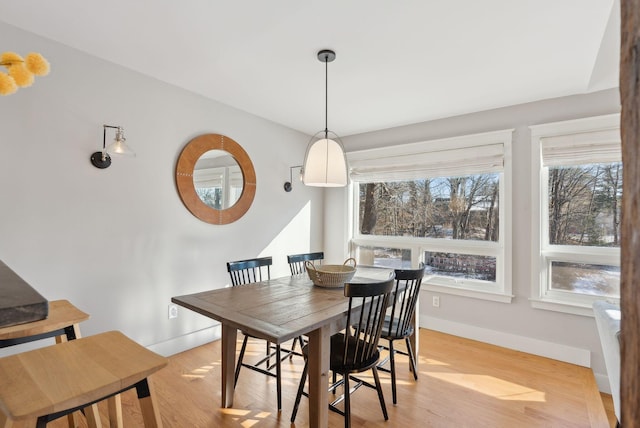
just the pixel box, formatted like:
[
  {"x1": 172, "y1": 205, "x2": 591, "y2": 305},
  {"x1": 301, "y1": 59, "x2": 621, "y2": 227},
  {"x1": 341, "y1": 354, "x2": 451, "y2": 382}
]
[
  {"x1": 307, "y1": 325, "x2": 330, "y2": 428},
  {"x1": 221, "y1": 324, "x2": 237, "y2": 408}
]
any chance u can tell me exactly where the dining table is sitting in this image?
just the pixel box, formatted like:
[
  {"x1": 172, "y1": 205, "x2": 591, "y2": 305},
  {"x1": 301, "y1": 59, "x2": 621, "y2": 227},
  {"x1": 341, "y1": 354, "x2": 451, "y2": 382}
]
[{"x1": 171, "y1": 265, "x2": 418, "y2": 428}]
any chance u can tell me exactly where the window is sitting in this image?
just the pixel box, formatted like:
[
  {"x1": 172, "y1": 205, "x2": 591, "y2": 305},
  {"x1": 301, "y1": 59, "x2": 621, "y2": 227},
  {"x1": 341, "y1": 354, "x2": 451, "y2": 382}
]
[
  {"x1": 348, "y1": 129, "x2": 513, "y2": 302},
  {"x1": 530, "y1": 114, "x2": 621, "y2": 315}
]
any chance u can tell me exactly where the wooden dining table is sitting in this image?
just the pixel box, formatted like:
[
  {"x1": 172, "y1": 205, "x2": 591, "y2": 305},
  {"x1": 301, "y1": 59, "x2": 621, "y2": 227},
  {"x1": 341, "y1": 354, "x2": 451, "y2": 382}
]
[{"x1": 172, "y1": 266, "x2": 414, "y2": 428}]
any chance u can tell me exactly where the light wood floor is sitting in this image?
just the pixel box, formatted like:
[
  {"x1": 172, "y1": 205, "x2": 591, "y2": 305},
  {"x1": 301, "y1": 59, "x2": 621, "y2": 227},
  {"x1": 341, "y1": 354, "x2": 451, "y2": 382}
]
[{"x1": 42, "y1": 329, "x2": 614, "y2": 428}]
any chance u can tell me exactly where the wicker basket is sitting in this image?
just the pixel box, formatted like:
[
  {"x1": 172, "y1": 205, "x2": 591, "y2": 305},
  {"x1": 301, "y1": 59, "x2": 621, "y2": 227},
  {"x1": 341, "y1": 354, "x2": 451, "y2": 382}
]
[{"x1": 305, "y1": 258, "x2": 357, "y2": 288}]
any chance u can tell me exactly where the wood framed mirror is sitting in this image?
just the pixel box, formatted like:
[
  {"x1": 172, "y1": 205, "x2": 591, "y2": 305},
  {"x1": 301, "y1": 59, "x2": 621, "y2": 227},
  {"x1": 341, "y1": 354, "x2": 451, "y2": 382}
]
[{"x1": 176, "y1": 133, "x2": 256, "y2": 224}]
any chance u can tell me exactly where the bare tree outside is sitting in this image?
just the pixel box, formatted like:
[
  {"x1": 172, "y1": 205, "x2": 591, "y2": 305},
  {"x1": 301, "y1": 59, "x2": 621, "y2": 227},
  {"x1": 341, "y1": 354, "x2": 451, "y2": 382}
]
[
  {"x1": 547, "y1": 161, "x2": 622, "y2": 296},
  {"x1": 358, "y1": 174, "x2": 500, "y2": 241},
  {"x1": 548, "y1": 162, "x2": 622, "y2": 247},
  {"x1": 357, "y1": 173, "x2": 500, "y2": 281}
]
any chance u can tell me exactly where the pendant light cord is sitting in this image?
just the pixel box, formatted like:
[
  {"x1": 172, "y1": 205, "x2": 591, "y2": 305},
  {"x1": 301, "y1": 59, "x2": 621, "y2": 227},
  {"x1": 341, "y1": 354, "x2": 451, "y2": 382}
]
[{"x1": 324, "y1": 54, "x2": 329, "y2": 139}]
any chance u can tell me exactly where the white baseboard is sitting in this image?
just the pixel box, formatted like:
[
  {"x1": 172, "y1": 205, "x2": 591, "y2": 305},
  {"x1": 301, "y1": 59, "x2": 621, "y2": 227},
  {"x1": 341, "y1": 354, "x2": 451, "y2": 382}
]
[
  {"x1": 147, "y1": 324, "x2": 221, "y2": 357},
  {"x1": 419, "y1": 315, "x2": 591, "y2": 367},
  {"x1": 593, "y1": 373, "x2": 612, "y2": 394}
]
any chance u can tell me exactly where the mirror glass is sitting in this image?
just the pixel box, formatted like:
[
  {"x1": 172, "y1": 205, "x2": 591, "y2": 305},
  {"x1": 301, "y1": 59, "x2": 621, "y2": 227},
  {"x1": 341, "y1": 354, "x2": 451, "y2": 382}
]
[
  {"x1": 193, "y1": 150, "x2": 243, "y2": 210},
  {"x1": 175, "y1": 133, "x2": 256, "y2": 225}
]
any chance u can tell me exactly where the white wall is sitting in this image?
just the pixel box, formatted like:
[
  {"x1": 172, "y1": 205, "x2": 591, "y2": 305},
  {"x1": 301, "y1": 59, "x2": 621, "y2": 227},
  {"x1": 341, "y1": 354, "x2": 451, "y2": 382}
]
[
  {"x1": 0, "y1": 22, "x2": 324, "y2": 355},
  {"x1": 327, "y1": 88, "x2": 621, "y2": 392}
]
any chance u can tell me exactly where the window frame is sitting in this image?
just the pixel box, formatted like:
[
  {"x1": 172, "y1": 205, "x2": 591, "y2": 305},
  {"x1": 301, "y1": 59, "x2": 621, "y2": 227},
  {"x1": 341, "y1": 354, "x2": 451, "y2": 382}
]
[
  {"x1": 529, "y1": 114, "x2": 621, "y2": 316},
  {"x1": 348, "y1": 129, "x2": 514, "y2": 303}
]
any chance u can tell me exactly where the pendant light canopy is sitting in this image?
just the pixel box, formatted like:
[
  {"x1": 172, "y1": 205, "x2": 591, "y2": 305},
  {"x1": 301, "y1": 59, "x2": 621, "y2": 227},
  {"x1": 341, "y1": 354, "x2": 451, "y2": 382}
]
[{"x1": 302, "y1": 49, "x2": 348, "y2": 187}]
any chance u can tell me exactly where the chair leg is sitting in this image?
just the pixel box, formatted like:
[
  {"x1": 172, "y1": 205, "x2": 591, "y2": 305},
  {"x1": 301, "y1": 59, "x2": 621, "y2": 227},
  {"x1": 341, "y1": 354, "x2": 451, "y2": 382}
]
[
  {"x1": 289, "y1": 335, "x2": 305, "y2": 360},
  {"x1": 372, "y1": 366, "x2": 388, "y2": 421},
  {"x1": 290, "y1": 336, "x2": 298, "y2": 359},
  {"x1": 266, "y1": 341, "x2": 272, "y2": 370},
  {"x1": 291, "y1": 360, "x2": 309, "y2": 423},
  {"x1": 276, "y1": 345, "x2": 282, "y2": 411},
  {"x1": 389, "y1": 340, "x2": 398, "y2": 405},
  {"x1": 343, "y1": 373, "x2": 351, "y2": 428},
  {"x1": 108, "y1": 394, "x2": 123, "y2": 427},
  {"x1": 405, "y1": 337, "x2": 418, "y2": 380},
  {"x1": 235, "y1": 335, "x2": 249, "y2": 386},
  {"x1": 0, "y1": 411, "x2": 12, "y2": 428}
]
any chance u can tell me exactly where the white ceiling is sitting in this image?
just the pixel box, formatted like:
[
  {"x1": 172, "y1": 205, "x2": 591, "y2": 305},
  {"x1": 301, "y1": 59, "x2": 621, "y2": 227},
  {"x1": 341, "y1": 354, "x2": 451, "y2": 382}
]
[{"x1": 0, "y1": 0, "x2": 620, "y2": 136}]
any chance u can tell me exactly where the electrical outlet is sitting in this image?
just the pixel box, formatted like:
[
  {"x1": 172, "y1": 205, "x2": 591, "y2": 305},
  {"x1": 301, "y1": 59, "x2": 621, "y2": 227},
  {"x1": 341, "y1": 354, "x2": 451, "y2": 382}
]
[
  {"x1": 168, "y1": 304, "x2": 178, "y2": 319},
  {"x1": 432, "y1": 296, "x2": 440, "y2": 307}
]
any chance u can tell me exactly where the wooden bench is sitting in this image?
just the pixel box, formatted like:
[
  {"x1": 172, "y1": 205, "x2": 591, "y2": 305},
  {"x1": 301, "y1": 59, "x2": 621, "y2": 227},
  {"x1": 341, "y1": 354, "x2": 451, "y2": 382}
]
[{"x1": 0, "y1": 330, "x2": 168, "y2": 428}]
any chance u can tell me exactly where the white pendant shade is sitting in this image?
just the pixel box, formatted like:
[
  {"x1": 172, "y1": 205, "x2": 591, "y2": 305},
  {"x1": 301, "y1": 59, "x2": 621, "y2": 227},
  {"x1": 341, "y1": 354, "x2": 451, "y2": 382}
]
[{"x1": 303, "y1": 137, "x2": 348, "y2": 187}]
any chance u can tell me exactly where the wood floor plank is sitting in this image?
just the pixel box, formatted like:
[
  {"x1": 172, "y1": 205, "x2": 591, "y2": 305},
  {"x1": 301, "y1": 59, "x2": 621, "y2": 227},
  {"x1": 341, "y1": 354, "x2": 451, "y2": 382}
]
[{"x1": 41, "y1": 329, "x2": 612, "y2": 427}]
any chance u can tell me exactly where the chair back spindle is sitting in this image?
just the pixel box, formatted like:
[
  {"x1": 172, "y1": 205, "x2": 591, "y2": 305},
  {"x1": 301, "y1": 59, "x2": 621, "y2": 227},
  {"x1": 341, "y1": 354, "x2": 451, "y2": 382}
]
[
  {"x1": 227, "y1": 257, "x2": 272, "y2": 286},
  {"x1": 287, "y1": 252, "x2": 324, "y2": 275},
  {"x1": 343, "y1": 279, "x2": 394, "y2": 369},
  {"x1": 385, "y1": 265, "x2": 425, "y2": 338}
]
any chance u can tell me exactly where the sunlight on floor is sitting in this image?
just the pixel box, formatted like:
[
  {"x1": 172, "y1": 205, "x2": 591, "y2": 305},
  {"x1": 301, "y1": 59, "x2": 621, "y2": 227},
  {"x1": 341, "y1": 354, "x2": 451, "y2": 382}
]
[
  {"x1": 421, "y1": 357, "x2": 451, "y2": 366},
  {"x1": 425, "y1": 371, "x2": 546, "y2": 402},
  {"x1": 219, "y1": 408, "x2": 272, "y2": 428},
  {"x1": 181, "y1": 361, "x2": 220, "y2": 379}
]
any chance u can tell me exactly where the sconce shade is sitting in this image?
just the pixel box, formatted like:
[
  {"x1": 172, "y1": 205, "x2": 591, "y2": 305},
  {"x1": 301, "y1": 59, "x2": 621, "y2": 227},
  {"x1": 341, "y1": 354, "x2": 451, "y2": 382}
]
[
  {"x1": 302, "y1": 136, "x2": 348, "y2": 187},
  {"x1": 105, "y1": 127, "x2": 135, "y2": 157}
]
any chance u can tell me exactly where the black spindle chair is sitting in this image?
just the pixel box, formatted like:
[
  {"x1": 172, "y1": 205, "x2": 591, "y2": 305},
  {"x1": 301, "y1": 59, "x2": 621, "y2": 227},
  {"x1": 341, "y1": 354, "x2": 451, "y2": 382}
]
[
  {"x1": 287, "y1": 251, "x2": 324, "y2": 275},
  {"x1": 286, "y1": 252, "x2": 324, "y2": 354},
  {"x1": 227, "y1": 256, "x2": 293, "y2": 411},
  {"x1": 291, "y1": 276, "x2": 395, "y2": 428},
  {"x1": 377, "y1": 264, "x2": 426, "y2": 404}
]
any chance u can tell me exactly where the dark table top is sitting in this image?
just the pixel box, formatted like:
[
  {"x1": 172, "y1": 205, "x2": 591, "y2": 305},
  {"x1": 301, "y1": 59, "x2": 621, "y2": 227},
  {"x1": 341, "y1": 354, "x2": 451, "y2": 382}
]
[{"x1": 0, "y1": 260, "x2": 48, "y2": 328}]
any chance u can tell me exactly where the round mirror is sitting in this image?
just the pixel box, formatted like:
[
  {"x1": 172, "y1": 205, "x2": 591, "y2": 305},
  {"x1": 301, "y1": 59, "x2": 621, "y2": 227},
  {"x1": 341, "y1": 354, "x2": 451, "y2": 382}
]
[{"x1": 176, "y1": 134, "x2": 256, "y2": 224}]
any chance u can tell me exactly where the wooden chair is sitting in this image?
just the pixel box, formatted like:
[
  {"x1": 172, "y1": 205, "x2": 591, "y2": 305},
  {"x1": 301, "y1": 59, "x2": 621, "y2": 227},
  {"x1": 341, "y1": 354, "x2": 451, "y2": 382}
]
[
  {"x1": 291, "y1": 277, "x2": 395, "y2": 428},
  {"x1": 0, "y1": 300, "x2": 123, "y2": 428},
  {"x1": 226, "y1": 256, "x2": 293, "y2": 411},
  {"x1": 377, "y1": 264, "x2": 425, "y2": 404},
  {"x1": 0, "y1": 330, "x2": 167, "y2": 428},
  {"x1": 286, "y1": 251, "x2": 324, "y2": 275}
]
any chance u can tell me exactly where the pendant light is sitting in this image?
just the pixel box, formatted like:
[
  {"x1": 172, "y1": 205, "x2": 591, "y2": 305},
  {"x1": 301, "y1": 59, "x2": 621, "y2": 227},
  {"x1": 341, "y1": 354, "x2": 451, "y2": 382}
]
[{"x1": 301, "y1": 49, "x2": 348, "y2": 187}]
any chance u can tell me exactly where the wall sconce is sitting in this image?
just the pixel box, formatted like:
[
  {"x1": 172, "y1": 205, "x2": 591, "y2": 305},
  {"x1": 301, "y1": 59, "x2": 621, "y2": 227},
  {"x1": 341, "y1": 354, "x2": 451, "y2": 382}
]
[
  {"x1": 284, "y1": 165, "x2": 303, "y2": 192},
  {"x1": 90, "y1": 124, "x2": 135, "y2": 169}
]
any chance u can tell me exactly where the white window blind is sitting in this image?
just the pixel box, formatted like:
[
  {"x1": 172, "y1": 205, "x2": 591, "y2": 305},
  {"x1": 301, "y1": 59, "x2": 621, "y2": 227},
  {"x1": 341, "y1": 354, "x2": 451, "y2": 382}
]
[
  {"x1": 194, "y1": 168, "x2": 224, "y2": 188},
  {"x1": 541, "y1": 129, "x2": 621, "y2": 167},
  {"x1": 193, "y1": 166, "x2": 242, "y2": 188},
  {"x1": 349, "y1": 143, "x2": 504, "y2": 182}
]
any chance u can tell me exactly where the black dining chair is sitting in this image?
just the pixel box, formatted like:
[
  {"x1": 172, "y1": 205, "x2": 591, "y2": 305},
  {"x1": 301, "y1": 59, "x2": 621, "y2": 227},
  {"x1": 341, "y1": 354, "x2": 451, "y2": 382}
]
[
  {"x1": 227, "y1": 256, "x2": 290, "y2": 411},
  {"x1": 291, "y1": 276, "x2": 395, "y2": 428},
  {"x1": 286, "y1": 252, "x2": 324, "y2": 354},
  {"x1": 377, "y1": 264, "x2": 426, "y2": 404},
  {"x1": 287, "y1": 251, "x2": 324, "y2": 275}
]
